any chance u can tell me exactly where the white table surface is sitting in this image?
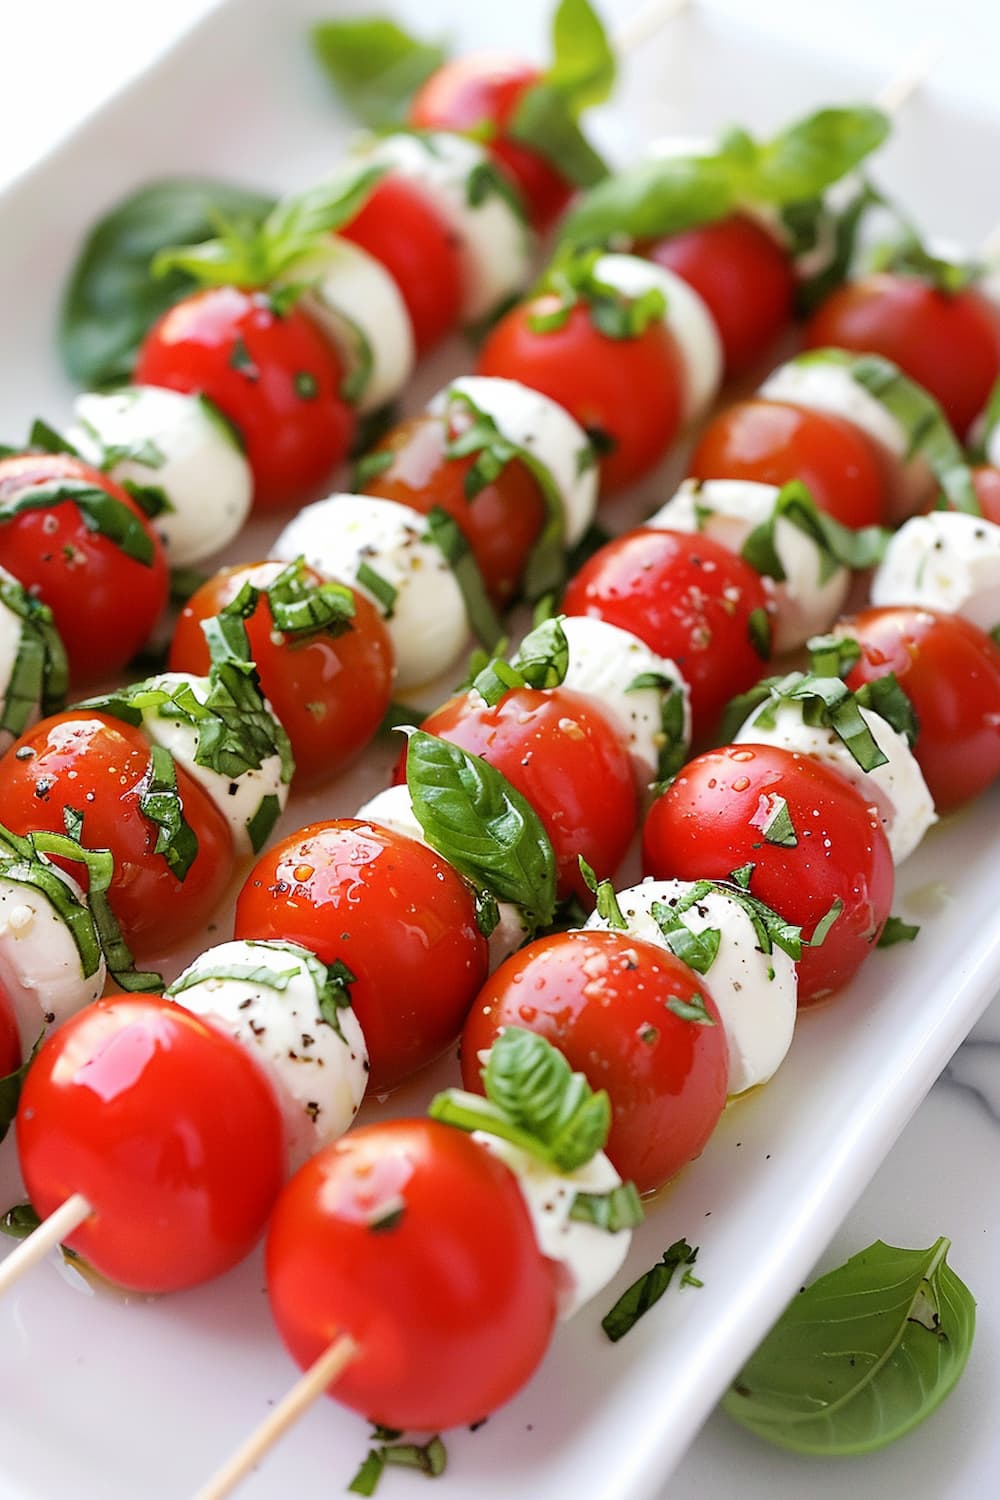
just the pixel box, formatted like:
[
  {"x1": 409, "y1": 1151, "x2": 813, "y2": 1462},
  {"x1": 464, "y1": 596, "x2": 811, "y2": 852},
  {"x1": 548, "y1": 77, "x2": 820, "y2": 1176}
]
[{"x1": 6, "y1": 3, "x2": 1000, "y2": 1498}]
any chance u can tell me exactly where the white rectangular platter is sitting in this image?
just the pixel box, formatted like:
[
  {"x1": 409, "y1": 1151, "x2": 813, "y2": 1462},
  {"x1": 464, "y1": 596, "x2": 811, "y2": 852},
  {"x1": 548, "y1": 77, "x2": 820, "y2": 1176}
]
[{"x1": 1, "y1": 2, "x2": 999, "y2": 1498}]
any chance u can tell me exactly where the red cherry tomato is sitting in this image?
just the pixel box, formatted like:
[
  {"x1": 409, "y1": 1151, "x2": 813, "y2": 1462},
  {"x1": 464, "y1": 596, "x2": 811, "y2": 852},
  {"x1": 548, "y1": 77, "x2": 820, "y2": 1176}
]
[
  {"x1": 642, "y1": 744, "x2": 894, "y2": 1003},
  {"x1": 405, "y1": 687, "x2": 637, "y2": 903},
  {"x1": 841, "y1": 605, "x2": 1000, "y2": 811},
  {"x1": 0, "y1": 713, "x2": 233, "y2": 959},
  {"x1": 234, "y1": 820, "x2": 488, "y2": 1092},
  {"x1": 805, "y1": 273, "x2": 1000, "y2": 438},
  {"x1": 646, "y1": 214, "x2": 795, "y2": 377},
  {"x1": 410, "y1": 54, "x2": 570, "y2": 231},
  {"x1": 17, "y1": 995, "x2": 285, "y2": 1292},
  {"x1": 562, "y1": 528, "x2": 773, "y2": 738},
  {"x1": 361, "y1": 413, "x2": 546, "y2": 604},
  {"x1": 688, "y1": 398, "x2": 891, "y2": 528},
  {"x1": 169, "y1": 561, "x2": 394, "y2": 785},
  {"x1": 340, "y1": 176, "x2": 463, "y2": 353},
  {"x1": 969, "y1": 466, "x2": 1000, "y2": 525},
  {"x1": 0, "y1": 453, "x2": 168, "y2": 685},
  {"x1": 135, "y1": 286, "x2": 355, "y2": 513},
  {"x1": 0, "y1": 988, "x2": 20, "y2": 1078},
  {"x1": 477, "y1": 297, "x2": 685, "y2": 493},
  {"x1": 462, "y1": 929, "x2": 728, "y2": 1194},
  {"x1": 266, "y1": 1119, "x2": 556, "y2": 1430}
]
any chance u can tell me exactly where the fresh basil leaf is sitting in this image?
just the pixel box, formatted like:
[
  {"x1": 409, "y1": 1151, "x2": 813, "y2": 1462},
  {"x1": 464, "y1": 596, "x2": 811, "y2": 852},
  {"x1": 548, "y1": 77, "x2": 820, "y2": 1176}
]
[
  {"x1": 508, "y1": 615, "x2": 569, "y2": 689},
  {"x1": 808, "y1": 631, "x2": 861, "y2": 680},
  {"x1": 723, "y1": 1237, "x2": 975, "y2": 1454},
  {"x1": 60, "y1": 178, "x2": 275, "y2": 388},
  {"x1": 355, "y1": 560, "x2": 398, "y2": 617},
  {"x1": 406, "y1": 730, "x2": 556, "y2": 929},
  {"x1": 245, "y1": 794, "x2": 281, "y2": 855},
  {"x1": 602, "y1": 1239, "x2": 701, "y2": 1341},
  {"x1": 578, "y1": 856, "x2": 627, "y2": 929},
  {"x1": 0, "y1": 574, "x2": 68, "y2": 738},
  {"x1": 666, "y1": 992, "x2": 716, "y2": 1025},
  {"x1": 559, "y1": 153, "x2": 735, "y2": 248},
  {"x1": 264, "y1": 557, "x2": 355, "y2": 641},
  {"x1": 354, "y1": 449, "x2": 396, "y2": 487},
  {"x1": 482, "y1": 1026, "x2": 610, "y2": 1172},
  {"x1": 29, "y1": 418, "x2": 78, "y2": 457},
  {"x1": 168, "y1": 961, "x2": 301, "y2": 998},
  {"x1": 796, "y1": 178, "x2": 888, "y2": 316},
  {"x1": 509, "y1": 86, "x2": 610, "y2": 188},
  {"x1": 311, "y1": 18, "x2": 447, "y2": 127},
  {"x1": 747, "y1": 606, "x2": 772, "y2": 660},
  {"x1": 137, "y1": 745, "x2": 198, "y2": 881},
  {"x1": 0, "y1": 1032, "x2": 43, "y2": 1145},
  {"x1": 423, "y1": 507, "x2": 504, "y2": 652},
  {"x1": 382, "y1": 1436, "x2": 447, "y2": 1479},
  {"x1": 760, "y1": 794, "x2": 798, "y2": 847},
  {"x1": 348, "y1": 1450, "x2": 385, "y2": 1497},
  {"x1": 569, "y1": 1182, "x2": 644, "y2": 1233},
  {"x1": 737, "y1": 670, "x2": 890, "y2": 774},
  {"x1": 0, "y1": 1203, "x2": 42, "y2": 1240},
  {"x1": 745, "y1": 106, "x2": 889, "y2": 204},
  {"x1": 877, "y1": 916, "x2": 920, "y2": 948},
  {"x1": 0, "y1": 480, "x2": 154, "y2": 566},
  {"x1": 740, "y1": 478, "x2": 888, "y2": 584},
  {"x1": 651, "y1": 901, "x2": 721, "y2": 976},
  {"x1": 853, "y1": 673, "x2": 920, "y2": 748}
]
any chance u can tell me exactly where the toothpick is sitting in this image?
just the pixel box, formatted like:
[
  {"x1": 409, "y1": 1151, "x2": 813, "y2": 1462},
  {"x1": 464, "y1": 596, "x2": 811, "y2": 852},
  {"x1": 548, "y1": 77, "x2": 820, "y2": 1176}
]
[
  {"x1": 613, "y1": 0, "x2": 690, "y2": 57},
  {"x1": 0, "y1": 1193, "x2": 91, "y2": 1296},
  {"x1": 194, "y1": 1334, "x2": 360, "y2": 1500},
  {"x1": 875, "y1": 38, "x2": 942, "y2": 116}
]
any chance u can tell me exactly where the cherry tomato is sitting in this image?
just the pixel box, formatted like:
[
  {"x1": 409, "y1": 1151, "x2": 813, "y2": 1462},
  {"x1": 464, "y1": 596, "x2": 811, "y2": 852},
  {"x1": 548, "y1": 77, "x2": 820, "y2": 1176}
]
[
  {"x1": 970, "y1": 466, "x2": 1000, "y2": 525},
  {"x1": 805, "y1": 273, "x2": 1000, "y2": 438},
  {"x1": 340, "y1": 176, "x2": 463, "y2": 353},
  {"x1": 267, "y1": 1119, "x2": 556, "y2": 1429},
  {"x1": 17, "y1": 995, "x2": 284, "y2": 1292},
  {"x1": 688, "y1": 398, "x2": 891, "y2": 528},
  {"x1": 0, "y1": 989, "x2": 20, "y2": 1077},
  {"x1": 234, "y1": 820, "x2": 488, "y2": 1092},
  {"x1": 169, "y1": 561, "x2": 394, "y2": 785},
  {"x1": 405, "y1": 687, "x2": 637, "y2": 903},
  {"x1": 477, "y1": 298, "x2": 686, "y2": 493},
  {"x1": 410, "y1": 54, "x2": 570, "y2": 231},
  {"x1": 462, "y1": 929, "x2": 728, "y2": 1194},
  {"x1": 0, "y1": 453, "x2": 168, "y2": 685},
  {"x1": 841, "y1": 605, "x2": 1000, "y2": 811},
  {"x1": 0, "y1": 713, "x2": 233, "y2": 959},
  {"x1": 562, "y1": 528, "x2": 773, "y2": 737},
  {"x1": 361, "y1": 413, "x2": 546, "y2": 603},
  {"x1": 646, "y1": 213, "x2": 795, "y2": 377},
  {"x1": 135, "y1": 286, "x2": 355, "y2": 513},
  {"x1": 643, "y1": 744, "x2": 894, "y2": 1003}
]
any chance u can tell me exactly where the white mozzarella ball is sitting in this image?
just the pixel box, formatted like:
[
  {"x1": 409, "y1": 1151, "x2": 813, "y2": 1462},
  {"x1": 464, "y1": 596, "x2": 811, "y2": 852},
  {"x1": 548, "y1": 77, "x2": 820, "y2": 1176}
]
[
  {"x1": 647, "y1": 477, "x2": 850, "y2": 652},
  {"x1": 871, "y1": 510, "x2": 1000, "y2": 635},
  {"x1": 273, "y1": 493, "x2": 468, "y2": 690},
  {"x1": 290, "y1": 238, "x2": 415, "y2": 414},
  {"x1": 427, "y1": 376, "x2": 598, "y2": 547},
  {"x1": 138, "y1": 673, "x2": 288, "y2": 856},
  {"x1": 169, "y1": 939, "x2": 368, "y2": 1173},
  {"x1": 558, "y1": 616, "x2": 690, "y2": 789},
  {"x1": 357, "y1": 131, "x2": 532, "y2": 323},
  {"x1": 69, "y1": 386, "x2": 252, "y2": 566},
  {"x1": 592, "y1": 253, "x2": 723, "y2": 422},
  {"x1": 733, "y1": 698, "x2": 935, "y2": 863},
  {"x1": 584, "y1": 878, "x2": 796, "y2": 1094},
  {"x1": 0, "y1": 869, "x2": 106, "y2": 1057},
  {"x1": 473, "y1": 1134, "x2": 632, "y2": 1319}
]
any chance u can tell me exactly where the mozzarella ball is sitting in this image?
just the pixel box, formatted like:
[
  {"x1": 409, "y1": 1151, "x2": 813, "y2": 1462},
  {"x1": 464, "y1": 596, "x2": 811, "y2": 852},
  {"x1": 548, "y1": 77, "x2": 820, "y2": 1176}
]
[
  {"x1": 0, "y1": 868, "x2": 106, "y2": 1057},
  {"x1": 871, "y1": 510, "x2": 1000, "y2": 635}
]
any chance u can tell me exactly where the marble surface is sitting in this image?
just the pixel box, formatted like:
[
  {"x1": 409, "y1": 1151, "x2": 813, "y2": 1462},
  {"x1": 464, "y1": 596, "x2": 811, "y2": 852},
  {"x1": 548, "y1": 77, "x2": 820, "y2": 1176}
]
[{"x1": 6, "y1": 2, "x2": 1000, "y2": 1496}]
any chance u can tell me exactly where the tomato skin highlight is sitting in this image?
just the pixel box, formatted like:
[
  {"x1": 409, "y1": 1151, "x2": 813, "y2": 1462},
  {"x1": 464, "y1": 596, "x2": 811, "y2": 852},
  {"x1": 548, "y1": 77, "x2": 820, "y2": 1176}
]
[
  {"x1": 841, "y1": 605, "x2": 1000, "y2": 812},
  {"x1": 642, "y1": 744, "x2": 894, "y2": 1004},
  {"x1": 233, "y1": 820, "x2": 488, "y2": 1093},
  {"x1": 476, "y1": 298, "x2": 686, "y2": 493},
  {"x1": 688, "y1": 398, "x2": 891, "y2": 529},
  {"x1": 340, "y1": 176, "x2": 463, "y2": 353},
  {"x1": 405, "y1": 687, "x2": 637, "y2": 904},
  {"x1": 462, "y1": 929, "x2": 728, "y2": 1194},
  {"x1": 805, "y1": 272, "x2": 1000, "y2": 438},
  {"x1": 266, "y1": 1119, "x2": 557, "y2": 1430},
  {"x1": 135, "y1": 286, "x2": 355, "y2": 513},
  {"x1": 0, "y1": 713, "x2": 233, "y2": 959},
  {"x1": 18, "y1": 995, "x2": 285, "y2": 1292},
  {"x1": 562, "y1": 528, "x2": 773, "y2": 738},
  {"x1": 646, "y1": 213, "x2": 795, "y2": 377},
  {"x1": 0, "y1": 453, "x2": 168, "y2": 686},
  {"x1": 169, "y1": 561, "x2": 394, "y2": 785}
]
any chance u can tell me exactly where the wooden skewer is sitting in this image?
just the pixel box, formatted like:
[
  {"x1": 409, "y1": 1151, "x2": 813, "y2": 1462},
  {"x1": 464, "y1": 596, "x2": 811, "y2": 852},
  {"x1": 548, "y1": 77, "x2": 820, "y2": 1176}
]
[
  {"x1": 194, "y1": 1334, "x2": 360, "y2": 1500},
  {"x1": 613, "y1": 0, "x2": 690, "y2": 58},
  {"x1": 0, "y1": 1193, "x2": 91, "y2": 1296},
  {"x1": 875, "y1": 37, "x2": 942, "y2": 116}
]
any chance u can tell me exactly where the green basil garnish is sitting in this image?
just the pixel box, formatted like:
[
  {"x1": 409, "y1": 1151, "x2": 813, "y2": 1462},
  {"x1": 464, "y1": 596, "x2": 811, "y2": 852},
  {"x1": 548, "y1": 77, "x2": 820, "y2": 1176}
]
[
  {"x1": 311, "y1": 17, "x2": 447, "y2": 127},
  {"x1": 0, "y1": 573, "x2": 68, "y2": 739},
  {"x1": 137, "y1": 745, "x2": 199, "y2": 881},
  {"x1": 740, "y1": 479, "x2": 889, "y2": 582},
  {"x1": 568, "y1": 1182, "x2": 644, "y2": 1232},
  {"x1": 578, "y1": 856, "x2": 627, "y2": 929},
  {"x1": 601, "y1": 1239, "x2": 702, "y2": 1342},
  {"x1": 877, "y1": 916, "x2": 921, "y2": 948},
  {"x1": 507, "y1": 0, "x2": 614, "y2": 189},
  {"x1": 422, "y1": 507, "x2": 504, "y2": 653},
  {"x1": 0, "y1": 480, "x2": 154, "y2": 566}
]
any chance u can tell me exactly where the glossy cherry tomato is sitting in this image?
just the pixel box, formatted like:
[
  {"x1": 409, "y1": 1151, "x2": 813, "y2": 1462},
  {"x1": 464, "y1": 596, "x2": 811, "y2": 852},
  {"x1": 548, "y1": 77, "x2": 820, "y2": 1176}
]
[
  {"x1": 234, "y1": 820, "x2": 488, "y2": 1092},
  {"x1": 805, "y1": 272, "x2": 1000, "y2": 438},
  {"x1": 169, "y1": 561, "x2": 394, "y2": 785},
  {"x1": 17, "y1": 995, "x2": 284, "y2": 1292},
  {"x1": 340, "y1": 176, "x2": 463, "y2": 353},
  {"x1": 404, "y1": 687, "x2": 637, "y2": 903},
  {"x1": 135, "y1": 286, "x2": 355, "y2": 513},
  {"x1": 361, "y1": 413, "x2": 546, "y2": 603},
  {"x1": 646, "y1": 213, "x2": 795, "y2": 377},
  {"x1": 0, "y1": 453, "x2": 168, "y2": 685},
  {"x1": 969, "y1": 466, "x2": 1000, "y2": 525},
  {"x1": 0, "y1": 713, "x2": 233, "y2": 959},
  {"x1": 688, "y1": 398, "x2": 891, "y2": 528},
  {"x1": 410, "y1": 54, "x2": 570, "y2": 231},
  {"x1": 462, "y1": 929, "x2": 728, "y2": 1194},
  {"x1": 267, "y1": 1119, "x2": 556, "y2": 1429},
  {"x1": 0, "y1": 988, "x2": 20, "y2": 1077},
  {"x1": 841, "y1": 605, "x2": 1000, "y2": 811},
  {"x1": 643, "y1": 744, "x2": 894, "y2": 1003},
  {"x1": 562, "y1": 528, "x2": 773, "y2": 737},
  {"x1": 477, "y1": 298, "x2": 686, "y2": 492}
]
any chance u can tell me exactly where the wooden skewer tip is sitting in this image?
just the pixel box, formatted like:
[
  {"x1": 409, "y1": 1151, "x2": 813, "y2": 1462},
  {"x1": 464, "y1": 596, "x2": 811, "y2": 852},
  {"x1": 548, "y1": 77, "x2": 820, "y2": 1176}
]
[{"x1": 0, "y1": 1193, "x2": 91, "y2": 1297}]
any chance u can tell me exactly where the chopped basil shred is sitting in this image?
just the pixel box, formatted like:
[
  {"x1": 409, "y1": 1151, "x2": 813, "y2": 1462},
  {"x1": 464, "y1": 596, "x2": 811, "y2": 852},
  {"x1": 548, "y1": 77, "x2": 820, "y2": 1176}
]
[
  {"x1": 0, "y1": 480, "x2": 155, "y2": 566},
  {"x1": 0, "y1": 573, "x2": 69, "y2": 738},
  {"x1": 740, "y1": 479, "x2": 889, "y2": 582},
  {"x1": 602, "y1": 1239, "x2": 702, "y2": 1341},
  {"x1": 137, "y1": 745, "x2": 199, "y2": 880},
  {"x1": 348, "y1": 1433, "x2": 447, "y2": 1495},
  {"x1": 626, "y1": 671, "x2": 689, "y2": 785},
  {"x1": 651, "y1": 901, "x2": 722, "y2": 976},
  {"x1": 578, "y1": 856, "x2": 627, "y2": 929},
  {"x1": 666, "y1": 992, "x2": 716, "y2": 1025},
  {"x1": 569, "y1": 1181, "x2": 644, "y2": 1232},
  {"x1": 0, "y1": 1033, "x2": 43, "y2": 1145},
  {"x1": 423, "y1": 507, "x2": 504, "y2": 652},
  {"x1": 877, "y1": 916, "x2": 921, "y2": 948},
  {"x1": 471, "y1": 616, "x2": 569, "y2": 706},
  {"x1": 722, "y1": 669, "x2": 891, "y2": 772},
  {"x1": 355, "y1": 560, "x2": 398, "y2": 617},
  {"x1": 532, "y1": 246, "x2": 666, "y2": 339}
]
